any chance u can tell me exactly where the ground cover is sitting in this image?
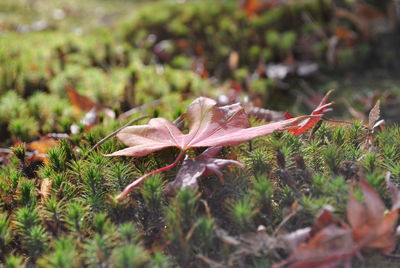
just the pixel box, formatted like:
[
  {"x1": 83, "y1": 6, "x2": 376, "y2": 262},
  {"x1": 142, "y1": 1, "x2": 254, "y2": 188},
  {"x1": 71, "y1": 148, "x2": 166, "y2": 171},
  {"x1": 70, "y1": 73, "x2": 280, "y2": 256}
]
[{"x1": 1, "y1": 0, "x2": 400, "y2": 267}]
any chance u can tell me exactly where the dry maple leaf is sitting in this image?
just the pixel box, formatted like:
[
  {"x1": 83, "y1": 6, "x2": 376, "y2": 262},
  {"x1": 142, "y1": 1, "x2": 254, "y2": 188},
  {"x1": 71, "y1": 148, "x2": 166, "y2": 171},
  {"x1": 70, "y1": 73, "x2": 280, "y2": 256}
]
[
  {"x1": 109, "y1": 97, "x2": 310, "y2": 200},
  {"x1": 348, "y1": 178, "x2": 399, "y2": 254},
  {"x1": 368, "y1": 100, "x2": 384, "y2": 130},
  {"x1": 285, "y1": 90, "x2": 334, "y2": 135},
  {"x1": 167, "y1": 146, "x2": 244, "y2": 192},
  {"x1": 275, "y1": 207, "x2": 356, "y2": 268},
  {"x1": 66, "y1": 85, "x2": 98, "y2": 112},
  {"x1": 109, "y1": 97, "x2": 306, "y2": 157},
  {"x1": 66, "y1": 85, "x2": 115, "y2": 132},
  {"x1": 278, "y1": 179, "x2": 400, "y2": 268}
]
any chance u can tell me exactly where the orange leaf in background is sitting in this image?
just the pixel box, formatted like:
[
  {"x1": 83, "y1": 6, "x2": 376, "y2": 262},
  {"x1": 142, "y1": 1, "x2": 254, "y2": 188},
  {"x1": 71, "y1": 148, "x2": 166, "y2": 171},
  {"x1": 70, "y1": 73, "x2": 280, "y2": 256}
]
[
  {"x1": 27, "y1": 138, "x2": 59, "y2": 154},
  {"x1": 27, "y1": 138, "x2": 59, "y2": 165},
  {"x1": 335, "y1": 3, "x2": 385, "y2": 40},
  {"x1": 334, "y1": 26, "x2": 356, "y2": 45},
  {"x1": 66, "y1": 85, "x2": 115, "y2": 132},
  {"x1": 242, "y1": 0, "x2": 283, "y2": 17},
  {"x1": 65, "y1": 85, "x2": 97, "y2": 112},
  {"x1": 243, "y1": 0, "x2": 259, "y2": 16}
]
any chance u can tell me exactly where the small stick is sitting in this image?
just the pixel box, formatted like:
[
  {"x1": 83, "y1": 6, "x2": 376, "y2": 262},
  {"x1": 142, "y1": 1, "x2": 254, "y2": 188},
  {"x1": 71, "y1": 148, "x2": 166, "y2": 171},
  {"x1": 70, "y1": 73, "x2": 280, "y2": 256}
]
[
  {"x1": 83, "y1": 115, "x2": 149, "y2": 159},
  {"x1": 273, "y1": 202, "x2": 300, "y2": 236},
  {"x1": 197, "y1": 254, "x2": 225, "y2": 268},
  {"x1": 321, "y1": 116, "x2": 354, "y2": 125},
  {"x1": 119, "y1": 99, "x2": 162, "y2": 120}
]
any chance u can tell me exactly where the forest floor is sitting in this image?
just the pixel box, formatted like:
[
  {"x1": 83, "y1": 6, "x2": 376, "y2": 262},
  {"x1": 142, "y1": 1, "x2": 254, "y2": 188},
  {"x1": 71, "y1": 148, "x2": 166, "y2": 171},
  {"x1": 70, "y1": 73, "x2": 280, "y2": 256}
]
[{"x1": 1, "y1": 0, "x2": 400, "y2": 267}]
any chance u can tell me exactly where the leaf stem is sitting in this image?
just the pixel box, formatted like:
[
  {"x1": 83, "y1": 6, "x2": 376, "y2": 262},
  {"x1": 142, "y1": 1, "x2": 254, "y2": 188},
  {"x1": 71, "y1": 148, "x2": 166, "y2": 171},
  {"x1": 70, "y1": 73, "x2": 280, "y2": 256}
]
[
  {"x1": 83, "y1": 115, "x2": 149, "y2": 160},
  {"x1": 116, "y1": 150, "x2": 185, "y2": 201}
]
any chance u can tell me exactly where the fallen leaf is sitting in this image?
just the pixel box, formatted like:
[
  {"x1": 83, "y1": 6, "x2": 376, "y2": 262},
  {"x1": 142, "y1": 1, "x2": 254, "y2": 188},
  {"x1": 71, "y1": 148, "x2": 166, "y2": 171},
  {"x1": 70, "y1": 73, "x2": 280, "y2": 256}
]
[
  {"x1": 27, "y1": 138, "x2": 59, "y2": 154},
  {"x1": 348, "y1": 179, "x2": 399, "y2": 254},
  {"x1": 276, "y1": 207, "x2": 355, "y2": 268},
  {"x1": 66, "y1": 86, "x2": 115, "y2": 132},
  {"x1": 285, "y1": 90, "x2": 334, "y2": 135},
  {"x1": 368, "y1": 100, "x2": 383, "y2": 130},
  {"x1": 276, "y1": 179, "x2": 400, "y2": 268},
  {"x1": 242, "y1": 0, "x2": 259, "y2": 16},
  {"x1": 242, "y1": 0, "x2": 282, "y2": 17},
  {"x1": 109, "y1": 97, "x2": 307, "y2": 157},
  {"x1": 335, "y1": 3, "x2": 388, "y2": 40},
  {"x1": 27, "y1": 138, "x2": 59, "y2": 165},
  {"x1": 65, "y1": 85, "x2": 97, "y2": 112},
  {"x1": 110, "y1": 97, "x2": 312, "y2": 200},
  {"x1": 167, "y1": 146, "x2": 243, "y2": 192},
  {"x1": 362, "y1": 100, "x2": 384, "y2": 150},
  {"x1": 275, "y1": 225, "x2": 354, "y2": 268}
]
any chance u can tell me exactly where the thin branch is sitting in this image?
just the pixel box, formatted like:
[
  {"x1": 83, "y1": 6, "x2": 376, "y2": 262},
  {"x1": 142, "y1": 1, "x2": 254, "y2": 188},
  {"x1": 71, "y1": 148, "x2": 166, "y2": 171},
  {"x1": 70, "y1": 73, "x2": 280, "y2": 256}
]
[
  {"x1": 197, "y1": 254, "x2": 225, "y2": 268},
  {"x1": 321, "y1": 116, "x2": 354, "y2": 125},
  {"x1": 273, "y1": 203, "x2": 300, "y2": 236},
  {"x1": 119, "y1": 99, "x2": 162, "y2": 120},
  {"x1": 83, "y1": 115, "x2": 149, "y2": 159}
]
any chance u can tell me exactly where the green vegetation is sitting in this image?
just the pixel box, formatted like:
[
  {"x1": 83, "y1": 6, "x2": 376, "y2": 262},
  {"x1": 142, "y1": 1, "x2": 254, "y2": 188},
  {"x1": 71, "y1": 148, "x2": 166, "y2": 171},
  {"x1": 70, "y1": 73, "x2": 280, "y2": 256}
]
[{"x1": 1, "y1": 0, "x2": 400, "y2": 267}]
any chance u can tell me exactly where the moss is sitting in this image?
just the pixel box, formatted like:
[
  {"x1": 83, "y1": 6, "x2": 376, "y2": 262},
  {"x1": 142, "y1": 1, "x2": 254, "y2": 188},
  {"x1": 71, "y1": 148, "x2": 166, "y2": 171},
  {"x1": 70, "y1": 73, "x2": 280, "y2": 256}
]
[{"x1": 0, "y1": 0, "x2": 400, "y2": 267}]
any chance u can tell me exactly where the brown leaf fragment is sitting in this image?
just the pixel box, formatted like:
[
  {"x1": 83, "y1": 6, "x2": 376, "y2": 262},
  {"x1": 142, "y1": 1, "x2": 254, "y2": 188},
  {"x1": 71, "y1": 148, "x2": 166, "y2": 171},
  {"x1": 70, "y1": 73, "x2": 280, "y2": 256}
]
[
  {"x1": 309, "y1": 206, "x2": 336, "y2": 237},
  {"x1": 359, "y1": 178, "x2": 386, "y2": 223},
  {"x1": 27, "y1": 138, "x2": 59, "y2": 165},
  {"x1": 275, "y1": 225, "x2": 355, "y2": 268},
  {"x1": 349, "y1": 179, "x2": 399, "y2": 254},
  {"x1": 66, "y1": 85, "x2": 97, "y2": 112},
  {"x1": 167, "y1": 146, "x2": 243, "y2": 192},
  {"x1": 347, "y1": 189, "x2": 367, "y2": 230},
  {"x1": 368, "y1": 100, "x2": 381, "y2": 130},
  {"x1": 39, "y1": 178, "x2": 52, "y2": 201},
  {"x1": 27, "y1": 138, "x2": 59, "y2": 154}
]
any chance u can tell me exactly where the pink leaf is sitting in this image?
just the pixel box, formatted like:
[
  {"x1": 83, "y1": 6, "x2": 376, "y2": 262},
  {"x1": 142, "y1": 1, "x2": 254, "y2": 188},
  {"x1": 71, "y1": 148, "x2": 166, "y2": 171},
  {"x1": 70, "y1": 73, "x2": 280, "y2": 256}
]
[{"x1": 108, "y1": 97, "x2": 308, "y2": 157}]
